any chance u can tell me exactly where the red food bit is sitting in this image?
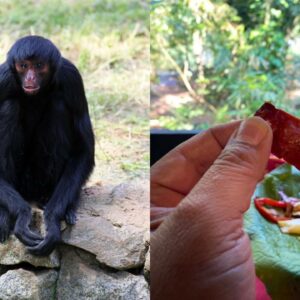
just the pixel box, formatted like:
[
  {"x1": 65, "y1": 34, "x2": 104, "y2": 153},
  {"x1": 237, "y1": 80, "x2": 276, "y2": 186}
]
[
  {"x1": 255, "y1": 102, "x2": 300, "y2": 170},
  {"x1": 266, "y1": 154, "x2": 285, "y2": 173},
  {"x1": 254, "y1": 197, "x2": 291, "y2": 223}
]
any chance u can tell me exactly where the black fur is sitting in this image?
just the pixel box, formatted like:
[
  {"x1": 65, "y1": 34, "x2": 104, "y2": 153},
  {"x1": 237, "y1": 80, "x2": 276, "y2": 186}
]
[{"x1": 0, "y1": 36, "x2": 95, "y2": 255}]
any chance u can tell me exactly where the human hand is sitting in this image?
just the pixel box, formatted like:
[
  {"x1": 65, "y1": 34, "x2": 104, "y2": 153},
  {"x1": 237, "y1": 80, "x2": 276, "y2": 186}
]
[{"x1": 151, "y1": 117, "x2": 272, "y2": 300}]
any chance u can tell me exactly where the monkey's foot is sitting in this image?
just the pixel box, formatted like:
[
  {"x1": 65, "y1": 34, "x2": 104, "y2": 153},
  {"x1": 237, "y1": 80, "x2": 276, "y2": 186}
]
[
  {"x1": 0, "y1": 226, "x2": 10, "y2": 243},
  {"x1": 65, "y1": 209, "x2": 77, "y2": 225}
]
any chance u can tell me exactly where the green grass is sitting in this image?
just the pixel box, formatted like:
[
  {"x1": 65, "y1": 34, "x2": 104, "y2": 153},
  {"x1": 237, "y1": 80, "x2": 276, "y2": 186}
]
[{"x1": 0, "y1": 0, "x2": 149, "y2": 183}]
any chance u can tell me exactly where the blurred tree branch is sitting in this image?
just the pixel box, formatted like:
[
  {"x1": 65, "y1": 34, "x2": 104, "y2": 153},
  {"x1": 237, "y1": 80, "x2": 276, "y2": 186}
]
[{"x1": 156, "y1": 35, "x2": 217, "y2": 113}]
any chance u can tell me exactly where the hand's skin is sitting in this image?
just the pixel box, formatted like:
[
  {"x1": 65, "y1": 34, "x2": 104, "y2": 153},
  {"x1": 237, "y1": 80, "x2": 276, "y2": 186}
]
[{"x1": 151, "y1": 117, "x2": 272, "y2": 300}]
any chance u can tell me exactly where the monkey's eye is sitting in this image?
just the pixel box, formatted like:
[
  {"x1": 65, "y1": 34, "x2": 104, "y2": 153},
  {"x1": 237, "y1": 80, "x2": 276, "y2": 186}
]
[
  {"x1": 35, "y1": 62, "x2": 44, "y2": 69},
  {"x1": 20, "y1": 63, "x2": 28, "y2": 69}
]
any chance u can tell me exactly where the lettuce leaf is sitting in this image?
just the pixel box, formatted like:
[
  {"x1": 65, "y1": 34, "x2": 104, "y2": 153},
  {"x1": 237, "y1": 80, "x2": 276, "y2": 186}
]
[{"x1": 245, "y1": 164, "x2": 300, "y2": 299}]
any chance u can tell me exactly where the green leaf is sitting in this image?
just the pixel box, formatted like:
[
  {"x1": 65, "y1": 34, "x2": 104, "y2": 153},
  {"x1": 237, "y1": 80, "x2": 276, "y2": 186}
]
[{"x1": 245, "y1": 164, "x2": 300, "y2": 300}]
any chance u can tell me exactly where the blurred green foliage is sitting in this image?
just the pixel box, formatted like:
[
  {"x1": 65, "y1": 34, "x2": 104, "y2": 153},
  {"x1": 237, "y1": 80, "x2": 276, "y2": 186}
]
[{"x1": 151, "y1": 0, "x2": 300, "y2": 129}]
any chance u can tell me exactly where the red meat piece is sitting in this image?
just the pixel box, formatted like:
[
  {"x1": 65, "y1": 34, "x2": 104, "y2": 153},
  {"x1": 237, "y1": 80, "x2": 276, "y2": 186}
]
[{"x1": 255, "y1": 102, "x2": 300, "y2": 170}]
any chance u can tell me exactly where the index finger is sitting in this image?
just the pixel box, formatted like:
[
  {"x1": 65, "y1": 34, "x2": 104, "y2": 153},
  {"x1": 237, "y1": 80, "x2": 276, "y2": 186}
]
[{"x1": 151, "y1": 120, "x2": 241, "y2": 201}]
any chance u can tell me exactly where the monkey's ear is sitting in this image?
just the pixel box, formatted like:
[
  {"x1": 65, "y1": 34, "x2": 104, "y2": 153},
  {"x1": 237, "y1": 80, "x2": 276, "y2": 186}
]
[
  {"x1": 0, "y1": 63, "x2": 18, "y2": 100},
  {"x1": 59, "y1": 58, "x2": 87, "y2": 115}
]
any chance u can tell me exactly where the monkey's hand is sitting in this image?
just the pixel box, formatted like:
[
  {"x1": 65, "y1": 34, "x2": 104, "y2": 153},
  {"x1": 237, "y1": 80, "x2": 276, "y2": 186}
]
[
  {"x1": 27, "y1": 212, "x2": 61, "y2": 256},
  {"x1": 14, "y1": 205, "x2": 43, "y2": 247}
]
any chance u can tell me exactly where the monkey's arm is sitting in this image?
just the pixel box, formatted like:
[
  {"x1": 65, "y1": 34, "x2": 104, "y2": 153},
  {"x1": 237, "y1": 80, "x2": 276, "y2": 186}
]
[{"x1": 28, "y1": 62, "x2": 95, "y2": 256}]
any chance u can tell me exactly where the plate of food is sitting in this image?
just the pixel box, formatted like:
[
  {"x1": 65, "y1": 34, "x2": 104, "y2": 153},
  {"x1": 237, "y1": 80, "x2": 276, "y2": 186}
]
[{"x1": 245, "y1": 103, "x2": 300, "y2": 300}]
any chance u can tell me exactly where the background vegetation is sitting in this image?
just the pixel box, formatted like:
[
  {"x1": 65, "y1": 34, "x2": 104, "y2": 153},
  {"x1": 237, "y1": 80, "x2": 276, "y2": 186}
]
[
  {"x1": 0, "y1": 0, "x2": 149, "y2": 183},
  {"x1": 151, "y1": 0, "x2": 300, "y2": 130}
]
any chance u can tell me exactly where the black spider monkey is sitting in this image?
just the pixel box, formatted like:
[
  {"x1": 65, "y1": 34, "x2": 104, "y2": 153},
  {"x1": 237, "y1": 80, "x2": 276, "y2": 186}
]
[{"x1": 0, "y1": 35, "x2": 95, "y2": 255}]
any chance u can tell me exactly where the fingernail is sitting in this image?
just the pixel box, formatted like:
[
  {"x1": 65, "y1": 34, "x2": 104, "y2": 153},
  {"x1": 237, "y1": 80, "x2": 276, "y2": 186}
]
[{"x1": 235, "y1": 117, "x2": 269, "y2": 146}]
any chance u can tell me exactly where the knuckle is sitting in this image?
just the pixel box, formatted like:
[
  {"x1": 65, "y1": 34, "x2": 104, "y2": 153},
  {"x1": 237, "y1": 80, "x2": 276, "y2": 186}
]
[
  {"x1": 220, "y1": 142, "x2": 256, "y2": 165},
  {"x1": 214, "y1": 142, "x2": 259, "y2": 176}
]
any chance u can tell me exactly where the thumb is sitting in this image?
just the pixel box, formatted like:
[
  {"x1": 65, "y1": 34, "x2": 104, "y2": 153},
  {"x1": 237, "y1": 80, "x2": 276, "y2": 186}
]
[
  {"x1": 184, "y1": 116, "x2": 273, "y2": 218},
  {"x1": 151, "y1": 117, "x2": 273, "y2": 300}
]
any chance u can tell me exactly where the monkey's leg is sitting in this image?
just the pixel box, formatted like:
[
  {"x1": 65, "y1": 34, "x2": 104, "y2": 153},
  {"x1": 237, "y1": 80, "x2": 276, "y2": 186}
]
[
  {"x1": 0, "y1": 207, "x2": 11, "y2": 243},
  {"x1": 64, "y1": 205, "x2": 77, "y2": 225}
]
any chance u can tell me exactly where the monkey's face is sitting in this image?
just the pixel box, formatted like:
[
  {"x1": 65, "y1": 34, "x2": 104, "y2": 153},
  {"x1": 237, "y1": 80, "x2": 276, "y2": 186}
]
[{"x1": 15, "y1": 60, "x2": 50, "y2": 95}]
